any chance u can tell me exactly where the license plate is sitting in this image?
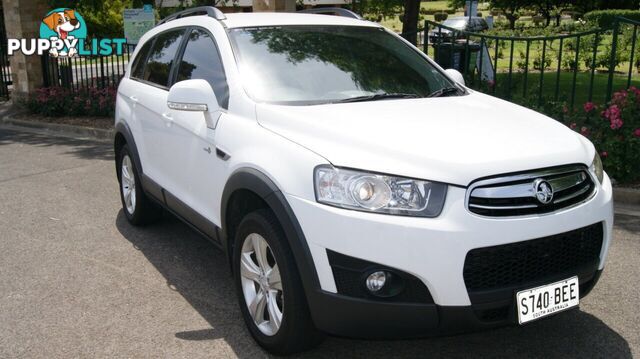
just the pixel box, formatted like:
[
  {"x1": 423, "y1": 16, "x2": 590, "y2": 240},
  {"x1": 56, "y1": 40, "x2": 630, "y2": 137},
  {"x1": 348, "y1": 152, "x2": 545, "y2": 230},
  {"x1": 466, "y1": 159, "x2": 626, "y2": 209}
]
[{"x1": 516, "y1": 276, "x2": 579, "y2": 324}]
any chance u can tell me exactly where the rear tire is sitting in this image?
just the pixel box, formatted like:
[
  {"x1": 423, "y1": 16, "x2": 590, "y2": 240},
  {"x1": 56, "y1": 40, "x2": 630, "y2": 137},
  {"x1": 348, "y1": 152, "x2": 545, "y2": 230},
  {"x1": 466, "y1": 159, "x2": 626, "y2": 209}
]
[
  {"x1": 233, "y1": 209, "x2": 323, "y2": 354},
  {"x1": 117, "y1": 145, "x2": 162, "y2": 225}
]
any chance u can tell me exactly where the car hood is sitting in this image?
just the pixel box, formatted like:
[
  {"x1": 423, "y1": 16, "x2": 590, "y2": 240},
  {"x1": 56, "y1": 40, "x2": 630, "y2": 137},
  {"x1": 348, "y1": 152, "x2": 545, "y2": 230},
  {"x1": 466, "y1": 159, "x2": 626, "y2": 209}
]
[{"x1": 255, "y1": 91, "x2": 593, "y2": 186}]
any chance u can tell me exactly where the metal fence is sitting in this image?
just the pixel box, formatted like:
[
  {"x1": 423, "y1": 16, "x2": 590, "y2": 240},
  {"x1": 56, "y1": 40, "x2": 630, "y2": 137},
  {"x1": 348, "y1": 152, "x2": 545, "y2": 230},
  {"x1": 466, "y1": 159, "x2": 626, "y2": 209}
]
[
  {"x1": 0, "y1": 4, "x2": 11, "y2": 99},
  {"x1": 423, "y1": 16, "x2": 640, "y2": 109},
  {"x1": 41, "y1": 44, "x2": 133, "y2": 92}
]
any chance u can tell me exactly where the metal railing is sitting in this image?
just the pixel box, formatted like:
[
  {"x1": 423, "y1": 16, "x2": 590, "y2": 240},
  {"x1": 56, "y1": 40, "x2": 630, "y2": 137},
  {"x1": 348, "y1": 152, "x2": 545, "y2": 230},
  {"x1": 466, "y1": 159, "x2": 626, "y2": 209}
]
[
  {"x1": 41, "y1": 44, "x2": 133, "y2": 92},
  {"x1": 424, "y1": 17, "x2": 640, "y2": 108}
]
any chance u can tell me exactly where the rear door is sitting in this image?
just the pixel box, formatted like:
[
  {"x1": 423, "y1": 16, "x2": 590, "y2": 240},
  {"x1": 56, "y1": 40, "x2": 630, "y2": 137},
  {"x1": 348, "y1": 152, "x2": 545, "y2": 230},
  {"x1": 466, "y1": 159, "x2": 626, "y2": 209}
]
[{"x1": 130, "y1": 28, "x2": 187, "y2": 192}]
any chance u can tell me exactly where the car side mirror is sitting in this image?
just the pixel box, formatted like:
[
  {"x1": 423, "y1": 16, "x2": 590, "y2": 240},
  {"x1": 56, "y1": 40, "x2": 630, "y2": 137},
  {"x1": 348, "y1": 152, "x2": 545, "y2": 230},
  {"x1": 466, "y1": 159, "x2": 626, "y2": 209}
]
[
  {"x1": 444, "y1": 69, "x2": 465, "y2": 86},
  {"x1": 168, "y1": 79, "x2": 219, "y2": 113},
  {"x1": 167, "y1": 79, "x2": 221, "y2": 128}
]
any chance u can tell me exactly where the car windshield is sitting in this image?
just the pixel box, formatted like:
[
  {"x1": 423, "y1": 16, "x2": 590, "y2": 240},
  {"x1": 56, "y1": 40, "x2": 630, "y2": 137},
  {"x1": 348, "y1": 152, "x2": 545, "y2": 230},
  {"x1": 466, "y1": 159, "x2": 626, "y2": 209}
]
[
  {"x1": 228, "y1": 25, "x2": 458, "y2": 105},
  {"x1": 442, "y1": 19, "x2": 467, "y2": 29}
]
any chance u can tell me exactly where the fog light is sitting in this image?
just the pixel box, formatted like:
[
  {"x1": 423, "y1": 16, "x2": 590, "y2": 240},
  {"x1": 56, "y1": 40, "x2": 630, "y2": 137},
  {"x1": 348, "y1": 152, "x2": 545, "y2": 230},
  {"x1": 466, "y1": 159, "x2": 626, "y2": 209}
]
[{"x1": 365, "y1": 271, "x2": 387, "y2": 292}]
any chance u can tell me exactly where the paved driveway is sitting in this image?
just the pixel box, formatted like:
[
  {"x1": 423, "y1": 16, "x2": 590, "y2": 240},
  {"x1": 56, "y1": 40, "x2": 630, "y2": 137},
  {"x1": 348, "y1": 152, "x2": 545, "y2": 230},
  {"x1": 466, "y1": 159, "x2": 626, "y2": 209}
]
[{"x1": 0, "y1": 128, "x2": 638, "y2": 358}]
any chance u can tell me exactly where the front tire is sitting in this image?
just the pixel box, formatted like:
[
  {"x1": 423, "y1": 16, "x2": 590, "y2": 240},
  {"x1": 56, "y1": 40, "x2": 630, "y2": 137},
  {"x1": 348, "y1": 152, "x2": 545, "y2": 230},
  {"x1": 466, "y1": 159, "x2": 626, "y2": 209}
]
[
  {"x1": 117, "y1": 145, "x2": 161, "y2": 225},
  {"x1": 233, "y1": 209, "x2": 323, "y2": 354}
]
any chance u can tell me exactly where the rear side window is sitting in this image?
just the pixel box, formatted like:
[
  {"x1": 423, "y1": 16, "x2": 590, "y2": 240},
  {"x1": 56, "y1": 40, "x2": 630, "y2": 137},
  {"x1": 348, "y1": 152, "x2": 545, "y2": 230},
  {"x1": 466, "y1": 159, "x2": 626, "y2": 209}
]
[
  {"x1": 142, "y1": 29, "x2": 186, "y2": 87},
  {"x1": 131, "y1": 41, "x2": 152, "y2": 79},
  {"x1": 176, "y1": 28, "x2": 229, "y2": 108}
]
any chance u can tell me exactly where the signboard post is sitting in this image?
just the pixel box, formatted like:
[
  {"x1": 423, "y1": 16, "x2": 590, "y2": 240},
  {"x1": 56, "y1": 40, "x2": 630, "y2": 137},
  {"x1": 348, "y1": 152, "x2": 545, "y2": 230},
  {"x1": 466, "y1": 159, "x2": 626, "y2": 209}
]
[
  {"x1": 465, "y1": 0, "x2": 478, "y2": 18},
  {"x1": 123, "y1": 7, "x2": 156, "y2": 45}
]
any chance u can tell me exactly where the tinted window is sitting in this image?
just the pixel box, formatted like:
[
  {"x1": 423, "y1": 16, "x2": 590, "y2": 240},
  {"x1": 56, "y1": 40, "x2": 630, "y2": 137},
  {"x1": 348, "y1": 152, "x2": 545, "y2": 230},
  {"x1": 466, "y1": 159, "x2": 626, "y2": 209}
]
[
  {"x1": 143, "y1": 29, "x2": 185, "y2": 87},
  {"x1": 229, "y1": 26, "x2": 456, "y2": 105},
  {"x1": 131, "y1": 41, "x2": 152, "y2": 79},
  {"x1": 176, "y1": 29, "x2": 229, "y2": 108}
]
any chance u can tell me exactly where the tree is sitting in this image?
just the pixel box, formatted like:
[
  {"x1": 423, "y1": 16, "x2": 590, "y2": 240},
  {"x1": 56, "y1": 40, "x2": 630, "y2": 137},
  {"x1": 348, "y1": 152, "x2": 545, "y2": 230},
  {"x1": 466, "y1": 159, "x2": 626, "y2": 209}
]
[
  {"x1": 354, "y1": 0, "x2": 423, "y2": 44},
  {"x1": 490, "y1": 0, "x2": 528, "y2": 29},
  {"x1": 401, "y1": 0, "x2": 421, "y2": 45},
  {"x1": 48, "y1": 0, "x2": 141, "y2": 38},
  {"x1": 530, "y1": 0, "x2": 574, "y2": 27}
]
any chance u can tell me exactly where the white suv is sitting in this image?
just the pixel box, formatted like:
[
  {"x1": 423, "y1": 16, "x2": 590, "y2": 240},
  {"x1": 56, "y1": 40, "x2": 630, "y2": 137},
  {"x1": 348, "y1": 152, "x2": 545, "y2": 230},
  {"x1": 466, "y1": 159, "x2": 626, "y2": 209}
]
[{"x1": 115, "y1": 7, "x2": 613, "y2": 354}]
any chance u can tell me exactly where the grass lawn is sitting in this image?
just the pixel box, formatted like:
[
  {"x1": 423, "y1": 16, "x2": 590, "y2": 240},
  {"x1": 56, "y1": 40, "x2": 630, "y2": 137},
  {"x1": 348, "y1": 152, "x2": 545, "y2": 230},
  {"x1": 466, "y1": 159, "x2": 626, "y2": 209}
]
[
  {"x1": 484, "y1": 71, "x2": 640, "y2": 106},
  {"x1": 378, "y1": 1, "x2": 464, "y2": 32}
]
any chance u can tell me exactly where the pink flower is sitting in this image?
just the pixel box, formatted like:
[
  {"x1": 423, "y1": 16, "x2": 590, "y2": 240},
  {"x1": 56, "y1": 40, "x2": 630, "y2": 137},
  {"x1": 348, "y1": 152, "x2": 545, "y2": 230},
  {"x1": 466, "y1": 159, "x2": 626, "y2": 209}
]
[
  {"x1": 600, "y1": 151, "x2": 608, "y2": 158},
  {"x1": 634, "y1": 128, "x2": 640, "y2": 138},
  {"x1": 583, "y1": 102, "x2": 595, "y2": 113},
  {"x1": 569, "y1": 122, "x2": 577, "y2": 129},
  {"x1": 612, "y1": 90, "x2": 628, "y2": 105},
  {"x1": 580, "y1": 126, "x2": 589, "y2": 136},
  {"x1": 487, "y1": 80, "x2": 495, "y2": 88},
  {"x1": 610, "y1": 118, "x2": 624, "y2": 130},
  {"x1": 602, "y1": 104, "x2": 621, "y2": 121},
  {"x1": 562, "y1": 105, "x2": 569, "y2": 114}
]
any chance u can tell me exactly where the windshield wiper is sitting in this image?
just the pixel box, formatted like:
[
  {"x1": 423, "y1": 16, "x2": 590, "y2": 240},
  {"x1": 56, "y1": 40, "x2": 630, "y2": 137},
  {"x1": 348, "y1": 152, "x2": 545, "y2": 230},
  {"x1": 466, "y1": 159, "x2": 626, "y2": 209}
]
[
  {"x1": 427, "y1": 87, "x2": 462, "y2": 98},
  {"x1": 333, "y1": 93, "x2": 420, "y2": 103}
]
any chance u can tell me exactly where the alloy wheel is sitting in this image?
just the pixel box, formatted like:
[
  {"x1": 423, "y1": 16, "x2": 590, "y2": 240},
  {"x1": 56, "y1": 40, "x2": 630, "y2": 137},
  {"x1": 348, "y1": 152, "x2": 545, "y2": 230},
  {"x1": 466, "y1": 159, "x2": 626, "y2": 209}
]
[
  {"x1": 240, "y1": 233, "x2": 284, "y2": 336},
  {"x1": 121, "y1": 155, "x2": 136, "y2": 214}
]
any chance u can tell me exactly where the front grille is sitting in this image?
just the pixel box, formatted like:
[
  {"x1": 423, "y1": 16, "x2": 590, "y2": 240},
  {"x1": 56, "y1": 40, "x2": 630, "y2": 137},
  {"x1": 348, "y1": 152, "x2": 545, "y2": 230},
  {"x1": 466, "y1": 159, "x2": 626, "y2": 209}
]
[
  {"x1": 463, "y1": 223, "x2": 603, "y2": 292},
  {"x1": 468, "y1": 165, "x2": 595, "y2": 217}
]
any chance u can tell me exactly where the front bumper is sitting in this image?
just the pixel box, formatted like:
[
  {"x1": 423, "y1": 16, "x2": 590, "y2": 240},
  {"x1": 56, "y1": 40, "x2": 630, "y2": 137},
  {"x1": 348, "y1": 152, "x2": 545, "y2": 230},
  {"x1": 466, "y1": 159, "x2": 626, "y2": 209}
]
[
  {"x1": 308, "y1": 270, "x2": 602, "y2": 339},
  {"x1": 286, "y1": 174, "x2": 613, "y2": 337}
]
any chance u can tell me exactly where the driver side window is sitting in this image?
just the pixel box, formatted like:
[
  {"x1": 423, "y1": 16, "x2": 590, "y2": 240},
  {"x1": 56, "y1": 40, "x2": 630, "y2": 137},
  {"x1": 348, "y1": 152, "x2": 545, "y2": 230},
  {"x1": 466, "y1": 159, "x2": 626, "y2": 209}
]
[{"x1": 176, "y1": 28, "x2": 229, "y2": 109}]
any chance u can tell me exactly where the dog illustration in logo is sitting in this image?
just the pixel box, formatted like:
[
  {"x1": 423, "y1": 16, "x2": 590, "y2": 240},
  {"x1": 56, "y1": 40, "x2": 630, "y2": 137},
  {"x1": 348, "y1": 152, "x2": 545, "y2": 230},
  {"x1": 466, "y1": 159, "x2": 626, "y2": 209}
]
[{"x1": 42, "y1": 9, "x2": 80, "y2": 57}]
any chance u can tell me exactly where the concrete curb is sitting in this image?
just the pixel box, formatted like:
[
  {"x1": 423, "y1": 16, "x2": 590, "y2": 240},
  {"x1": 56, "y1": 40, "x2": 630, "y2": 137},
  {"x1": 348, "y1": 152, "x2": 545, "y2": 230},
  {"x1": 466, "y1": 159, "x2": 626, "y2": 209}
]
[
  {"x1": 0, "y1": 115, "x2": 113, "y2": 142},
  {"x1": 1, "y1": 114, "x2": 639, "y2": 206}
]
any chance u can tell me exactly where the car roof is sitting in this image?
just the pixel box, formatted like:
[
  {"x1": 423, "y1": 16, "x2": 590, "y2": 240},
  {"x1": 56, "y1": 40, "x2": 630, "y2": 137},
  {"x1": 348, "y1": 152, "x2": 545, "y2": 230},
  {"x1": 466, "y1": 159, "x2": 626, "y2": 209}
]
[{"x1": 221, "y1": 12, "x2": 381, "y2": 29}]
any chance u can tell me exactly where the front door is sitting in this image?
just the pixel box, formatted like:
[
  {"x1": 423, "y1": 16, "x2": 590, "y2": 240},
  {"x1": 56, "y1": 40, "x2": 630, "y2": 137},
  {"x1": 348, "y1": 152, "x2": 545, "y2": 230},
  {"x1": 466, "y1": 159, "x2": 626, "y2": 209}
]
[{"x1": 163, "y1": 27, "x2": 230, "y2": 230}]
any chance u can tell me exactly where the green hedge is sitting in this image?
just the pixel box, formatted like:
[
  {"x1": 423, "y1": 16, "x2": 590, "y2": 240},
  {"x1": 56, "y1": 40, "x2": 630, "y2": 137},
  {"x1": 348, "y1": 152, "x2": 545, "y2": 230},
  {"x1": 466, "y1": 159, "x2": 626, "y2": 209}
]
[{"x1": 584, "y1": 10, "x2": 640, "y2": 29}]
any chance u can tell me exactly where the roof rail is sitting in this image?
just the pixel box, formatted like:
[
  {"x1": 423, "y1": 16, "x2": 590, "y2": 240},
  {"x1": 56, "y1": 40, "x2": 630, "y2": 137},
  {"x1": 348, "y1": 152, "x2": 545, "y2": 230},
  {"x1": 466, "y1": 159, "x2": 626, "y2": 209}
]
[
  {"x1": 158, "y1": 6, "x2": 226, "y2": 26},
  {"x1": 297, "y1": 7, "x2": 363, "y2": 20}
]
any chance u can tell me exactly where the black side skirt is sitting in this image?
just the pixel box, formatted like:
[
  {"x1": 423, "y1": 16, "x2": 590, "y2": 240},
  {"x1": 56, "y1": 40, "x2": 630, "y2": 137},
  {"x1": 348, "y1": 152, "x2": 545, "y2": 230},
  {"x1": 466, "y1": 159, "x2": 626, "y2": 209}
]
[{"x1": 141, "y1": 174, "x2": 222, "y2": 248}]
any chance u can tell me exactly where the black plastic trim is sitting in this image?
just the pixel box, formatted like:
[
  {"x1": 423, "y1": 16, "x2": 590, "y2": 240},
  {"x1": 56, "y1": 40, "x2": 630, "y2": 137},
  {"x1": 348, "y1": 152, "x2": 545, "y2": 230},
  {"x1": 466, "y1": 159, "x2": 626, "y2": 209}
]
[
  {"x1": 140, "y1": 173, "x2": 164, "y2": 203},
  {"x1": 220, "y1": 168, "x2": 321, "y2": 293},
  {"x1": 114, "y1": 122, "x2": 144, "y2": 176},
  {"x1": 327, "y1": 249, "x2": 434, "y2": 303},
  {"x1": 311, "y1": 269, "x2": 603, "y2": 338},
  {"x1": 164, "y1": 189, "x2": 220, "y2": 241}
]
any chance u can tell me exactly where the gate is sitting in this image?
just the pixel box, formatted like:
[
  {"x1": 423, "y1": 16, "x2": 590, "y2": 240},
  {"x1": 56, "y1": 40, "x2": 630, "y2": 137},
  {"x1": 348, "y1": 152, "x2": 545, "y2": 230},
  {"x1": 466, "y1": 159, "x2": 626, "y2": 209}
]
[{"x1": 424, "y1": 16, "x2": 640, "y2": 109}]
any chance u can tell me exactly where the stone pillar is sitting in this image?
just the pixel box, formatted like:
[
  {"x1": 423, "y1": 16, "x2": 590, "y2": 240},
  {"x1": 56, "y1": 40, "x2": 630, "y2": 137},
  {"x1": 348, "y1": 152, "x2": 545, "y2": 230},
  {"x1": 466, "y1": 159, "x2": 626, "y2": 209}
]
[
  {"x1": 2, "y1": 0, "x2": 49, "y2": 99},
  {"x1": 252, "y1": 0, "x2": 296, "y2": 13}
]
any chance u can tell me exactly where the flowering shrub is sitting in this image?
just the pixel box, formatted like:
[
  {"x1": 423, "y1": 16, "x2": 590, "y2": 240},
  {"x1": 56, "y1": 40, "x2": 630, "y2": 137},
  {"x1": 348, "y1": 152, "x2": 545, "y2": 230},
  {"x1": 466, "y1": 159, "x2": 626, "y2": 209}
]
[
  {"x1": 562, "y1": 87, "x2": 640, "y2": 183},
  {"x1": 25, "y1": 86, "x2": 116, "y2": 117}
]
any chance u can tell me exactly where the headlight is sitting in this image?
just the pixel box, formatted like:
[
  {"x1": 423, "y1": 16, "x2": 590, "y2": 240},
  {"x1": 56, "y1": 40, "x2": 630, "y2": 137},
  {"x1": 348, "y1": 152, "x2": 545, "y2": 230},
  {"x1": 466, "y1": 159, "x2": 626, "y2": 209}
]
[
  {"x1": 314, "y1": 165, "x2": 447, "y2": 217},
  {"x1": 590, "y1": 152, "x2": 604, "y2": 184}
]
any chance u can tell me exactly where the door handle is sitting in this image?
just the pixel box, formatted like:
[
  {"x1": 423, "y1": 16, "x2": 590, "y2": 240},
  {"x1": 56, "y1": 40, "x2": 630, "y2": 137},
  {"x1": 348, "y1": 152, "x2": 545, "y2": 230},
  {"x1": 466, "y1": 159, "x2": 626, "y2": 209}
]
[{"x1": 129, "y1": 95, "x2": 138, "y2": 102}]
